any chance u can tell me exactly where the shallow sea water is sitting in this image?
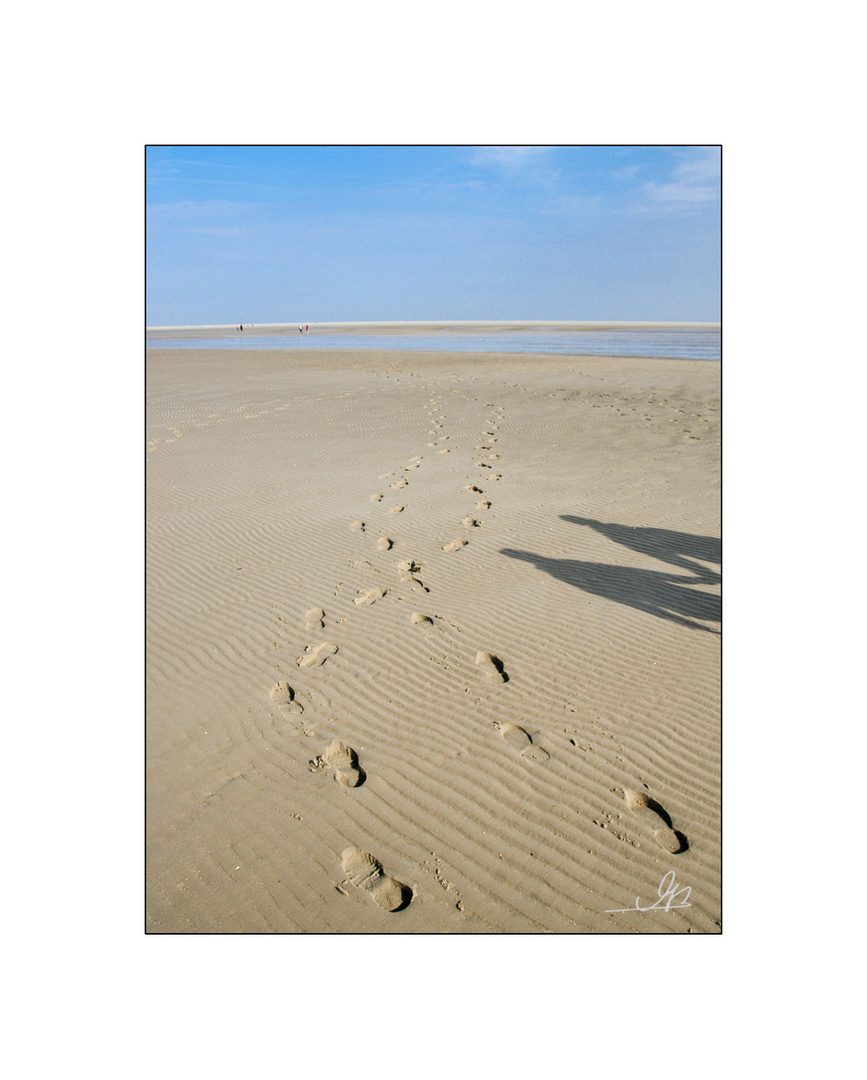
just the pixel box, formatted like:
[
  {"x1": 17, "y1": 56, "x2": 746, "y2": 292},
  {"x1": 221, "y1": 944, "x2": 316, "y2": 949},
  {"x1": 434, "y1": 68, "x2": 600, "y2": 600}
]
[{"x1": 146, "y1": 328, "x2": 720, "y2": 361}]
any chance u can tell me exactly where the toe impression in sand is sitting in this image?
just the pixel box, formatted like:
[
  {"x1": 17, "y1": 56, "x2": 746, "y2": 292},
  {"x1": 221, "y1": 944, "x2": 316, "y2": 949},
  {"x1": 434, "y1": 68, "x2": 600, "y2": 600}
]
[
  {"x1": 296, "y1": 642, "x2": 338, "y2": 669},
  {"x1": 498, "y1": 721, "x2": 549, "y2": 762},
  {"x1": 270, "y1": 681, "x2": 303, "y2": 712},
  {"x1": 623, "y1": 788, "x2": 688, "y2": 854},
  {"x1": 397, "y1": 559, "x2": 428, "y2": 591},
  {"x1": 353, "y1": 586, "x2": 387, "y2": 606},
  {"x1": 340, "y1": 847, "x2": 409, "y2": 911},
  {"x1": 475, "y1": 651, "x2": 508, "y2": 682},
  {"x1": 325, "y1": 740, "x2": 365, "y2": 787}
]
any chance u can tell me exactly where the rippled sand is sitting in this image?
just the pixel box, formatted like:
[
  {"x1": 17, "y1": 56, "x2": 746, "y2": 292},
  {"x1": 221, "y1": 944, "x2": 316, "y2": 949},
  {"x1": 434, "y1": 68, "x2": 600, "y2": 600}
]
[{"x1": 146, "y1": 347, "x2": 720, "y2": 933}]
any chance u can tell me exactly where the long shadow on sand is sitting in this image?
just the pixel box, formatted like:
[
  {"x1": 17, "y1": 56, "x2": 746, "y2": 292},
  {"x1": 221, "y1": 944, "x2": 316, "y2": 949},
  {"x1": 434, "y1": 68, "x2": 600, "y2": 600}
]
[
  {"x1": 561, "y1": 516, "x2": 720, "y2": 581},
  {"x1": 501, "y1": 516, "x2": 720, "y2": 634}
]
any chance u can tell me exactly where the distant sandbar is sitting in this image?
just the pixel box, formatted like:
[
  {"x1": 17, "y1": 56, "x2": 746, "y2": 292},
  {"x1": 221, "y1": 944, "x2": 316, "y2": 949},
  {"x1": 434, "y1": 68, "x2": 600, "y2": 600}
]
[{"x1": 147, "y1": 319, "x2": 720, "y2": 339}]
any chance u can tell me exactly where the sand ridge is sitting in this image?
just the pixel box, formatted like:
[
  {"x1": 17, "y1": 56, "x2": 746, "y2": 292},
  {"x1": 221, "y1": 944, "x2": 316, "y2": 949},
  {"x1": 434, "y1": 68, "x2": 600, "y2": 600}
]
[{"x1": 147, "y1": 347, "x2": 720, "y2": 933}]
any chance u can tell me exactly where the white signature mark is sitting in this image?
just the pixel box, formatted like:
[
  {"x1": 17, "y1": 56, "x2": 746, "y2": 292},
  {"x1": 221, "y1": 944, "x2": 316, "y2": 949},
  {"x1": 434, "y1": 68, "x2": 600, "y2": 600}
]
[{"x1": 606, "y1": 870, "x2": 692, "y2": 913}]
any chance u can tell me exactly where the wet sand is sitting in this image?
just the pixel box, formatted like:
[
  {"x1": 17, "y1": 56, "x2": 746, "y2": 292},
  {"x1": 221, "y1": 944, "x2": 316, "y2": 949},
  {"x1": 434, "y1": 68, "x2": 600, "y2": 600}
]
[{"x1": 146, "y1": 319, "x2": 720, "y2": 338}]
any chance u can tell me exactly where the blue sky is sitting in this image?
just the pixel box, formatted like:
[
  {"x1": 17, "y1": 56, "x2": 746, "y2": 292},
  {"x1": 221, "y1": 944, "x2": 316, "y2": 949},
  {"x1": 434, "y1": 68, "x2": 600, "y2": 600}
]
[{"x1": 146, "y1": 146, "x2": 720, "y2": 326}]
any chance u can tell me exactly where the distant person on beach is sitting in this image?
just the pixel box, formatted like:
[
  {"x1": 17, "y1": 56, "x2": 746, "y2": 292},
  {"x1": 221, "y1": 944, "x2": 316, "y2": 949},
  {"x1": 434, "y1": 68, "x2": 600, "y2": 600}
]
[
  {"x1": 299, "y1": 325, "x2": 303, "y2": 333},
  {"x1": 306, "y1": 324, "x2": 309, "y2": 333}
]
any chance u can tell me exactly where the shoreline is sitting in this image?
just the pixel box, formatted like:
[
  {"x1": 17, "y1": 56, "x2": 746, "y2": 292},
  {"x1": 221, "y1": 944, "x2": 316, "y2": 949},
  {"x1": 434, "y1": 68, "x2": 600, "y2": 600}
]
[{"x1": 146, "y1": 319, "x2": 721, "y2": 338}]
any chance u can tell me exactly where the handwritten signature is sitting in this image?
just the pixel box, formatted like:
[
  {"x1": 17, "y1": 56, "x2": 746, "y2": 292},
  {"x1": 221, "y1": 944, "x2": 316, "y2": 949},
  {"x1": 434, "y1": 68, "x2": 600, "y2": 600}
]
[{"x1": 606, "y1": 870, "x2": 692, "y2": 913}]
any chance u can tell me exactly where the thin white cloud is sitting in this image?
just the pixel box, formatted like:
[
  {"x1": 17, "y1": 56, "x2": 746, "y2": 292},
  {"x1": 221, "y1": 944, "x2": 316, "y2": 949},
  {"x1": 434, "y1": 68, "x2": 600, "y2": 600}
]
[
  {"x1": 466, "y1": 146, "x2": 555, "y2": 181},
  {"x1": 644, "y1": 148, "x2": 720, "y2": 205},
  {"x1": 469, "y1": 145, "x2": 547, "y2": 167},
  {"x1": 612, "y1": 163, "x2": 641, "y2": 181}
]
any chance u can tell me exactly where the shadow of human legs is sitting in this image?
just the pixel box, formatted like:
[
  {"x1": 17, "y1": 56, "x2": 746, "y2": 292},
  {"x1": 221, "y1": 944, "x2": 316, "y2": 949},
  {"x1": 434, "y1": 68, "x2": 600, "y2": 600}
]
[
  {"x1": 500, "y1": 548, "x2": 720, "y2": 633},
  {"x1": 561, "y1": 516, "x2": 720, "y2": 582}
]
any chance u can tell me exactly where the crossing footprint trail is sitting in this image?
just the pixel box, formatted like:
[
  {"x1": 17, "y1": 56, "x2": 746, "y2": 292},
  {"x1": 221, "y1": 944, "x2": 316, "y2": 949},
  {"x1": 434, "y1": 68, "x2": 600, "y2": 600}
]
[
  {"x1": 301, "y1": 389, "x2": 531, "y2": 915},
  {"x1": 361, "y1": 394, "x2": 560, "y2": 797}
]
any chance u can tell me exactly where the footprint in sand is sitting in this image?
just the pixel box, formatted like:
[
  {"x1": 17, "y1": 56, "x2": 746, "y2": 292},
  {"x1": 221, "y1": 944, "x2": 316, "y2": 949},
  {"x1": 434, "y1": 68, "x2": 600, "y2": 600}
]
[
  {"x1": 377, "y1": 536, "x2": 393, "y2": 551},
  {"x1": 443, "y1": 538, "x2": 467, "y2": 552},
  {"x1": 390, "y1": 479, "x2": 408, "y2": 489},
  {"x1": 477, "y1": 499, "x2": 491, "y2": 510},
  {"x1": 269, "y1": 681, "x2": 303, "y2": 713},
  {"x1": 497, "y1": 721, "x2": 549, "y2": 762},
  {"x1": 623, "y1": 789, "x2": 688, "y2": 853},
  {"x1": 466, "y1": 484, "x2": 484, "y2": 493},
  {"x1": 341, "y1": 847, "x2": 409, "y2": 911},
  {"x1": 324, "y1": 740, "x2": 365, "y2": 787},
  {"x1": 411, "y1": 611, "x2": 434, "y2": 628},
  {"x1": 475, "y1": 651, "x2": 508, "y2": 681},
  {"x1": 388, "y1": 505, "x2": 405, "y2": 514},
  {"x1": 397, "y1": 559, "x2": 428, "y2": 589},
  {"x1": 351, "y1": 520, "x2": 365, "y2": 532},
  {"x1": 370, "y1": 493, "x2": 383, "y2": 502},
  {"x1": 305, "y1": 607, "x2": 325, "y2": 629},
  {"x1": 296, "y1": 642, "x2": 338, "y2": 668},
  {"x1": 461, "y1": 516, "x2": 481, "y2": 529},
  {"x1": 437, "y1": 448, "x2": 450, "y2": 454},
  {"x1": 354, "y1": 586, "x2": 387, "y2": 606},
  {"x1": 409, "y1": 455, "x2": 423, "y2": 462},
  {"x1": 409, "y1": 579, "x2": 430, "y2": 594}
]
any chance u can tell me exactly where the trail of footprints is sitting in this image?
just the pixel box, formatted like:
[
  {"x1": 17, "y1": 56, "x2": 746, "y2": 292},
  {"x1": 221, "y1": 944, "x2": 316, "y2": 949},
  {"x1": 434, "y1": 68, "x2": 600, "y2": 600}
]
[{"x1": 265, "y1": 389, "x2": 689, "y2": 917}]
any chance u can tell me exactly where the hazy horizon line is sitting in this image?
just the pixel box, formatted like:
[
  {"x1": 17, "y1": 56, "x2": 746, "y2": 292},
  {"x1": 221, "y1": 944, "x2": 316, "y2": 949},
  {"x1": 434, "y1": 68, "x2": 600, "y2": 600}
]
[{"x1": 147, "y1": 319, "x2": 721, "y2": 334}]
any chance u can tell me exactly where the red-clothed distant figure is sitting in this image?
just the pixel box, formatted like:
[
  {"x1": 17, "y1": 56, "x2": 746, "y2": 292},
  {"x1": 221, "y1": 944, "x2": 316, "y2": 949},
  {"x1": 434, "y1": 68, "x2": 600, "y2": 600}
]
[{"x1": 306, "y1": 324, "x2": 309, "y2": 333}]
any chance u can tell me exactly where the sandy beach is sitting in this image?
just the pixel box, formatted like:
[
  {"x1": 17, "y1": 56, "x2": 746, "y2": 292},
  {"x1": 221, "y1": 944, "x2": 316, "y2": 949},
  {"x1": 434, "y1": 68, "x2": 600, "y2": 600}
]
[{"x1": 146, "y1": 346, "x2": 720, "y2": 933}]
